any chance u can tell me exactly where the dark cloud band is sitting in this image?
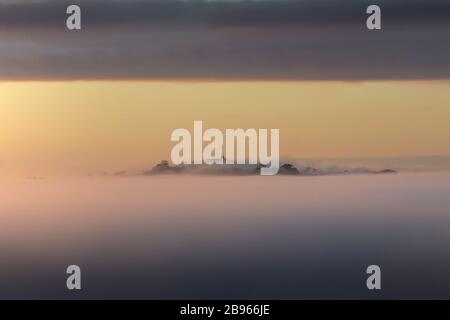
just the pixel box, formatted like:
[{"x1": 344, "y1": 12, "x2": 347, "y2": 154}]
[
  {"x1": 1, "y1": 0, "x2": 449, "y2": 29},
  {"x1": 0, "y1": 0, "x2": 449, "y2": 80}
]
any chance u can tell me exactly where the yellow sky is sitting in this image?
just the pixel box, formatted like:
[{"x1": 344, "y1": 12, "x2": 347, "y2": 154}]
[{"x1": 1, "y1": 81, "x2": 449, "y2": 175}]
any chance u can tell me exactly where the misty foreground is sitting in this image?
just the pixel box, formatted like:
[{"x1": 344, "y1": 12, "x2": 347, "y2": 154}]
[{"x1": 1, "y1": 173, "x2": 449, "y2": 299}]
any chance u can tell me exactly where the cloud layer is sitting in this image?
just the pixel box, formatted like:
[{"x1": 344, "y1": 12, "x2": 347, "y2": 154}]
[{"x1": 1, "y1": 0, "x2": 449, "y2": 80}]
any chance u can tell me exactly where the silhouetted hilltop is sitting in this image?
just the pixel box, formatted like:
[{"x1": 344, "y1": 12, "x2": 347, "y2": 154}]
[{"x1": 143, "y1": 161, "x2": 397, "y2": 176}]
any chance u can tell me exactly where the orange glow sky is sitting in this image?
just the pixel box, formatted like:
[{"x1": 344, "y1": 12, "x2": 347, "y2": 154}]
[{"x1": 1, "y1": 81, "x2": 449, "y2": 176}]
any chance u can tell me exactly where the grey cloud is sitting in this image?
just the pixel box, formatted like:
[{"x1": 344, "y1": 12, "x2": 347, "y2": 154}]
[
  {"x1": 0, "y1": 0, "x2": 449, "y2": 80},
  {"x1": 1, "y1": 0, "x2": 449, "y2": 30}
]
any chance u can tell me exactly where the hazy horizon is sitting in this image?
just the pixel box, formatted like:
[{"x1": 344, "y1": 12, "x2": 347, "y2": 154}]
[{"x1": 1, "y1": 81, "x2": 449, "y2": 177}]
